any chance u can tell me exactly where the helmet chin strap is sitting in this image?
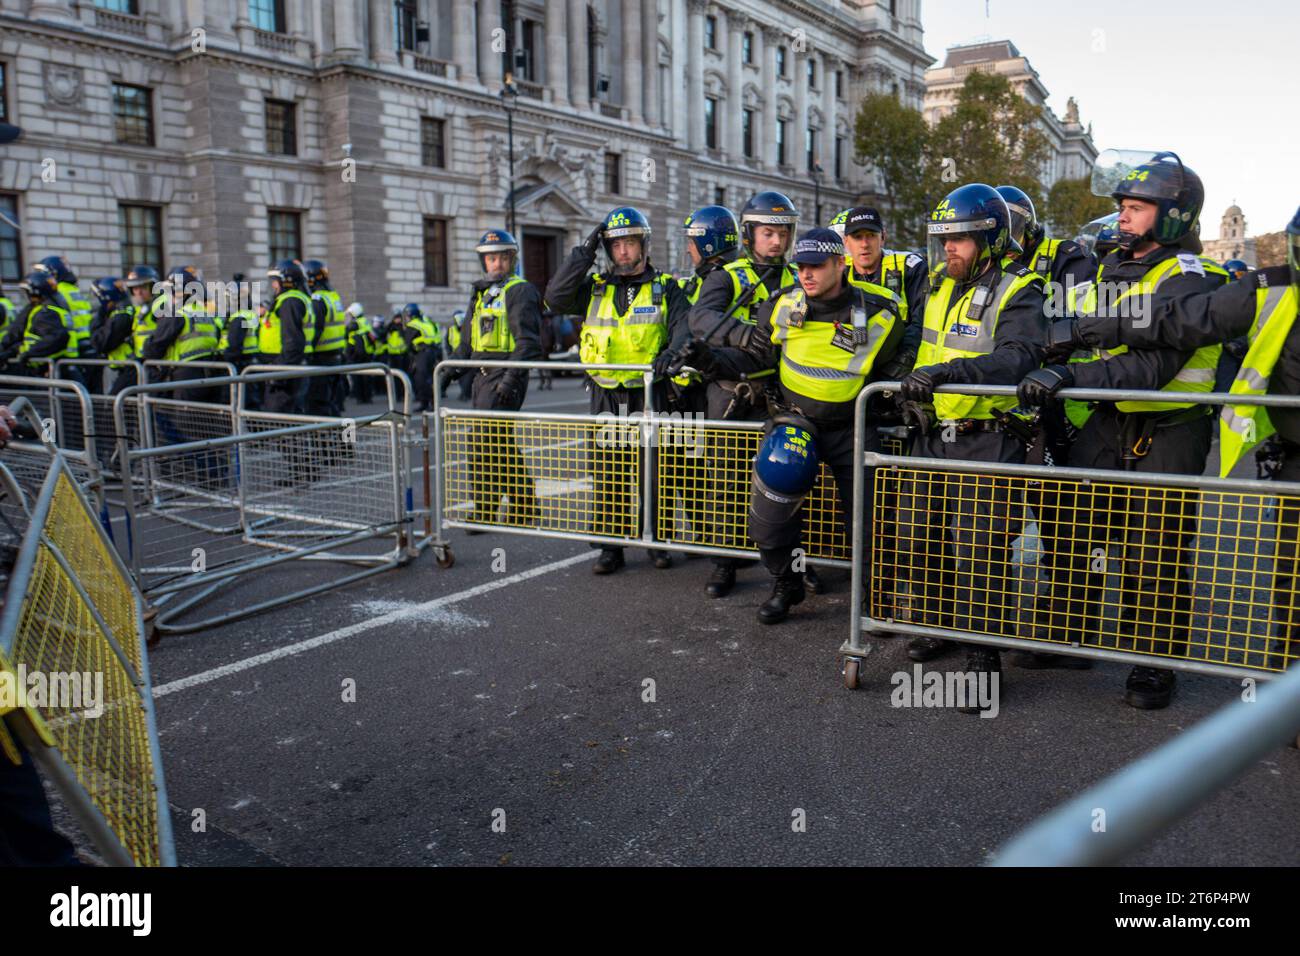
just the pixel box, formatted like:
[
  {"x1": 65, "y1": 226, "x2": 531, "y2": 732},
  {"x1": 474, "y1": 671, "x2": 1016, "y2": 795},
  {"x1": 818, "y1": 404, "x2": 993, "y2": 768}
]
[{"x1": 1116, "y1": 228, "x2": 1153, "y2": 252}]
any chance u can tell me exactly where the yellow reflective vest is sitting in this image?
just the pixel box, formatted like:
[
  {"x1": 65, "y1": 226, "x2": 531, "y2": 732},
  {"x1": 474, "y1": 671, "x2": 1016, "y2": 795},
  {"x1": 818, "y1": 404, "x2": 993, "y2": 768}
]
[
  {"x1": 472, "y1": 275, "x2": 526, "y2": 354},
  {"x1": 917, "y1": 266, "x2": 1042, "y2": 421},
  {"x1": 57, "y1": 281, "x2": 93, "y2": 356},
  {"x1": 133, "y1": 297, "x2": 162, "y2": 359},
  {"x1": 219, "y1": 309, "x2": 260, "y2": 358},
  {"x1": 1068, "y1": 254, "x2": 1227, "y2": 422},
  {"x1": 22, "y1": 302, "x2": 77, "y2": 361},
  {"x1": 312, "y1": 289, "x2": 347, "y2": 353},
  {"x1": 769, "y1": 280, "x2": 902, "y2": 404},
  {"x1": 262, "y1": 289, "x2": 313, "y2": 357},
  {"x1": 162, "y1": 306, "x2": 218, "y2": 363},
  {"x1": 580, "y1": 272, "x2": 670, "y2": 388},
  {"x1": 1218, "y1": 282, "x2": 1299, "y2": 477}
]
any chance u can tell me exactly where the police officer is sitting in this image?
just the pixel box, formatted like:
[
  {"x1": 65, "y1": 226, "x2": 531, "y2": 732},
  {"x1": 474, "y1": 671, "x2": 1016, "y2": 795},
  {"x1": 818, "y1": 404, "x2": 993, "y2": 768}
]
[
  {"x1": 303, "y1": 260, "x2": 347, "y2": 417},
  {"x1": 261, "y1": 259, "x2": 312, "y2": 416},
  {"x1": 122, "y1": 265, "x2": 162, "y2": 387},
  {"x1": 678, "y1": 227, "x2": 907, "y2": 623},
  {"x1": 452, "y1": 229, "x2": 544, "y2": 529},
  {"x1": 1047, "y1": 205, "x2": 1300, "y2": 674},
  {"x1": 344, "y1": 302, "x2": 376, "y2": 404},
  {"x1": 0, "y1": 282, "x2": 15, "y2": 342},
  {"x1": 403, "y1": 303, "x2": 441, "y2": 413},
  {"x1": 894, "y1": 183, "x2": 1049, "y2": 704},
  {"x1": 841, "y1": 207, "x2": 930, "y2": 326},
  {"x1": 673, "y1": 204, "x2": 741, "y2": 418},
  {"x1": 0, "y1": 269, "x2": 74, "y2": 374},
  {"x1": 218, "y1": 277, "x2": 260, "y2": 375},
  {"x1": 689, "y1": 192, "x2": 803, "y2": 596},
  {"x1": 1019, "y1": 152, "x2": 1227, "y2": 710},
  {"x1": 545, "y1": 207, "x2": 688, "y2": 574},
  {"x1": 441, "y1": 309, "x2": 471, "y2": 400},
  {"x1": 89, "y1": 277, "x2": 137, "y2": 392},
  {"x1": 142, "y1": 266, "x2": 220, "y2": 402},
  {"x1": 384, "y1": 308, "x2": 410, "y2": 376},
  {"x1": 33, "y1": 255, "x2": 93, "y2": 387},
  {"x1": 996, "y1": 185, "x2": 1096, "y2": 307}
]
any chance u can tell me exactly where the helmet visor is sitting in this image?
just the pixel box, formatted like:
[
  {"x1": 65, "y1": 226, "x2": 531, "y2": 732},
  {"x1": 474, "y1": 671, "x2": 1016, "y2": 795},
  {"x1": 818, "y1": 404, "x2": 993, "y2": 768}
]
[
  {"x1": 1091, "y1": 148, "x2": 1165, "y2": 198},
  {"x1": 927, "y1": 219, "x2": 991, "y2": 280},
  {"x1": 1004, "y1": 200, "x2": 1032, "y2": 248}
]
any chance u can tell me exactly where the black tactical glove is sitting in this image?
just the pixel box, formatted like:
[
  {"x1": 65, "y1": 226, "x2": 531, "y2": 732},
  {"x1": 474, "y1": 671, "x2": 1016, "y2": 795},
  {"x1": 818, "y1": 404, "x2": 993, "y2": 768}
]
[
  {"x1": 876, "y1": 349, "x2": 917, "y2": 385},
  {"x1": 898, "y1": 400, "x2": 932, "y2": 436},
  {"x1": 652, "y1": 349, "x2": 678, "y2": 380},
  {"x1": 582, "y1": 223, "x2": 605, "y2": 257},
  {"x1": 1043, "y1": 319, "x2": 1086, "y2": 364},
  {"x1": 666, "y1": 338, "x2": 717, "y2": 378},
  {"x1": 1018, "y1": 364, "x2": 1074, "y2": 408},
  {"x1": 899, "y1": 365, "x2": 951, "y2": 403},
  {"x1": 493, "y1": 377, "x2": 522, "y2": 409}
]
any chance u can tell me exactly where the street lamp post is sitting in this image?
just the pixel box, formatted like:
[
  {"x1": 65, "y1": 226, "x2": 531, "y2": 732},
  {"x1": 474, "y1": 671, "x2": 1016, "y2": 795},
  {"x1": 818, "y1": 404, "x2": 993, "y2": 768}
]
[
  {"x1": 811, "y1": 161, "x2": 824, "y2": 226},
  {"x1": 500, "y1": 73, "x2": 519, "y2": 237}
]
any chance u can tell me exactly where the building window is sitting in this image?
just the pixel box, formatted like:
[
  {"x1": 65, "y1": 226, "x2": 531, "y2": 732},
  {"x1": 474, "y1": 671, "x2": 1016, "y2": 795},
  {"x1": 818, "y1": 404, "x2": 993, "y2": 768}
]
[
  {"x1": 776, "y1": 46, "x2": 787, "y2": 77},
  {"x1": 742, "y1": 109, "x2": 754, "y2": 159},
  {"x1": 519, "y1": 19, "x2": 538, "y2": 81},
  {"x1": 704, "y1": 97, "x2": 718, "y2": 150},
  {"x1": 0, "y1": 62, "x2": 8, "y2": 124},
  {"x1": 807, "y1": 58, "x2": 817, "y2": 90},
  {"x1": 0, "y1": 193, "x2": 22, "y2": 283},
  {"x1": 421, "y1": 117, "x2": 446, "y2": 168},
  {"x1": 248, "y1": 0, "x2": 286, "y2": 33},
  {"x1": 714, "y1": 186, "x2": 726, "y2": 207},
  {"x1": 835, "y1": 135, "x2": 845, "y2": 180},
  {"x1": 268, "y1": 209, "x2": 302, "y2": 263},
  {"x1": 423, "y1": 217, "x2": 450, "y2": 287},
  {"x1": 95, "y1": 0, "x2": 139, "y2": 12},
  {"x1": 705, "y1": 15, "x2": 717, "y2": 50},
  {"x1": 395, "y1": 0, "x2": 419, "y2": 52},
  {"x1": 742, "y1": 32, "x2": 753, "y2": 64},
  {"x1": 587, "y1": 8, "x2": 599, "y2": 96},
  {"x1": 776, "y1": 118, "x2": 787, "y2": 166},
  {"x1": 836, "y1": 70, "x2": 844, "y2": 99},
  {"x1": 605, "y1": 152, "x2": 622, "y2": 195},
  {"x1": 265, "y1": 99, "x2": 297, "y2": 156},
  {"x1": 112, "y1": 83, "x2": 154, "y2": 147},
  {"x1": 806, "y1": 127, "x2": 817, "y2": 172},
  {"x1": 117, "y1": 204, "x2": 163, "y2": 278}
]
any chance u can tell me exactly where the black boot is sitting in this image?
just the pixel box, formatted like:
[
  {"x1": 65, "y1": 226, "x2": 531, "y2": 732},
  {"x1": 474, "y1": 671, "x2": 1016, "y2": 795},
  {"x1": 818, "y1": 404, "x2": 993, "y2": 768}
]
[
  {"x1": 592, "y1": 549, "x2": 625, "y2": 575},
  {"x1": 1124, "y1": 666, "x2": 1176, "y2": 710},
  {"x1": 803, "y1": 565, "x2": 827, "y2": 595},
  {"x1": 957, "y1": 647, "x2": 1002, "y2": 715},
  {"x1": 1009, "y1": 650, "x2": 1092, "y2": 670},
  {"x1": 907, "y1": 636, "x2": 954, "y2": 662},
  {"x1": 758, "y1": 574, "x2": 805, "y2": 625},
  {"x1": 705, "y1": 561, "x2": 736, "y2": 598},
  {"x1": 648, "y1": 549, "x2": 673, "y2": 569}
]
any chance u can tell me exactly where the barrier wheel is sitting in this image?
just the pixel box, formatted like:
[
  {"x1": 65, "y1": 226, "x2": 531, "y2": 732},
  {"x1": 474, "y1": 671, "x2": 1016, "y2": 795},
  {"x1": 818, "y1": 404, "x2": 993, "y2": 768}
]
[
  {"x1": 842, "y1": 657, "x2": 861, "y2": 691},
  {"x1": 435, "y1": 546, "x2": 455, "y2": 570}
]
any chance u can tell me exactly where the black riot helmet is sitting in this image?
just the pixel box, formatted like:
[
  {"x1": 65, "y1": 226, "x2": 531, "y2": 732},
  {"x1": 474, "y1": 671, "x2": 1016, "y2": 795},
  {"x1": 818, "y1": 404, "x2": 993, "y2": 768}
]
[
  {"x1": 995, "y1": 185, "x2": 1041, "y2": 252},
  {"x1": 1110, "y1": 151, "x2": 1204, "y2": 250},
  {"x1": 739, "y1": 191, "x2": 800, "y2": 265}
]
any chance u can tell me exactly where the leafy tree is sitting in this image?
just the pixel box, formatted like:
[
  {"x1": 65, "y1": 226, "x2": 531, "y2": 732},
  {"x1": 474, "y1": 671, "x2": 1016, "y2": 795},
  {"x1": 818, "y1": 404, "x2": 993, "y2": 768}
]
[
  {"x1": 852, "y1": 91, "x2": 931, "y2": 248},
  {"x1": 1044, "y1": 176, "x2": 1113, "y2": 239}
]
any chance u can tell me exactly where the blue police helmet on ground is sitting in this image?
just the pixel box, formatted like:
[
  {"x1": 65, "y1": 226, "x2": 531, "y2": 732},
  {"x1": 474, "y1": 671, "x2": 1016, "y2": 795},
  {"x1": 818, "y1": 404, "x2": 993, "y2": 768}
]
[
  {"x1": 683, "y1": 205, "x2": 740, "y2": 262},
  {"x1": 754, "y1": 415, "x2": 821, "y2": 498}
]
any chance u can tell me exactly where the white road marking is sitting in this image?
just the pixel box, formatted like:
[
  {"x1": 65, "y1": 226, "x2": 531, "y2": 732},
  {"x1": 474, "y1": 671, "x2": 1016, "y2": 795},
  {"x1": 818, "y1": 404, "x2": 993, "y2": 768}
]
[{"x1": 151, "y1": 551, "x2": 591, "y2": 698}]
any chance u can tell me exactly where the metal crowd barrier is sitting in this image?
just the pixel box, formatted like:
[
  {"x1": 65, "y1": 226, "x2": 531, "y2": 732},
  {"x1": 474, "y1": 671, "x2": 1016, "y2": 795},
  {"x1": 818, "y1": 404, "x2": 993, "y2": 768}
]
[
  {"x1": 843, "y1": 382, "x2": 1300, "y2": 689},
  {"x1": 51, "y1": 359, "x2": 148, "y2": 481},
  {"x1": 426, "y1": 359, "x2": 851, "y2": 569},
  {"x1": 113, "y1": 363, "x2": 417, "y2": 635},
  {"x1": 0, "y1": 373, "x2": 106, "y2": 517},
  {"x1": 995, "y1": 662, "x2": 1300, "y2": 865},
  {"x1": 0, "y1": 455, "x2": 174, "y2": 866}
]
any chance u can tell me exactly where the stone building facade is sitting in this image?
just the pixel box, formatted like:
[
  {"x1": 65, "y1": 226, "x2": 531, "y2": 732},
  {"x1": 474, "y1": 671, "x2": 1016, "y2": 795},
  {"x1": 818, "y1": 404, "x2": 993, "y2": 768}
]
[
  {"x1": 923, "y1": 39, "x2": 1096, "y2": 190},
  {"x1": 1200, "y1": 204, "x2": 1257, "y2": 269},
  {"x1": 0, "y1": 0, "x2": 930, "y2": 317}
]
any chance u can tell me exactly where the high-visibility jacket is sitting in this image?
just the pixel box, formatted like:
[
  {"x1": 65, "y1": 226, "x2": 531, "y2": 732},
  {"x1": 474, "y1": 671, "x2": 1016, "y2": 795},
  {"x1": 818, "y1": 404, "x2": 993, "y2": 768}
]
[
  {"x1": 849, "y1": 251, "x2": 916, "y2": 300},
  {"x1": 447, "y1": 320, "x2": 462, "y2": 352},
  {"x1": 1218, "y1": 282, "x2": 1299, "y2": 477},
  {"x1": 163, "y1": 306, "x2": 218, "y2": 363},
  {"x1": 0, "y1": 296, "x2": 14, "y2": 338},
  {"x1": 104, "y1": 305, "x2": 137, "y2": 362},
  {"x1": 1068, "y1": 254, "x2": 1227, "y2": 422},
  {"x1": 133, "y1": 297, "x2": 163, "y2": 358},
  {"x1": 370, "y1": 318, "x2": 388, "y2": 357},
  {"x1": 22, "y1": 302, "x2": 77, "y2": 361},
  {"x1": 408, "y1": 315, "x2": 439, "y2": 349},
  {"x1": 677, "y1": 274, "x2": 703, "y2": 304},
  {"x1": 722, "y1": 259, "x2": 794, "y2": 326},
  {"x1": 769, "y1": 280, "x2": 901, "y2": 404},
  {"x1": 58, "y1": 281, "x2": 93, "y2": 356},
  {"x1": 917, "y1": 267, "x2": 1041, "y2": 421},
  {"x1": 219, "y1": 309, "x2": 260, "y2": 358},
  {"x1": 347, "y1": 316, "x2": 375, "y2": 355},
  {"x1": 386, "y1": 327, "x2": 409, "y2": 356},
  {"x1": 312, "y1": 289, "x2": 347, "y2": 353},
  {"x1": 262, "y1": 288, "x2": 313, "y2": 357},
  {"x1": 579, "y1": 272, "x2": 670, "y2": 388},
  {"x1": 471, "y1": 275, "x2": 526, "y2": 354}
]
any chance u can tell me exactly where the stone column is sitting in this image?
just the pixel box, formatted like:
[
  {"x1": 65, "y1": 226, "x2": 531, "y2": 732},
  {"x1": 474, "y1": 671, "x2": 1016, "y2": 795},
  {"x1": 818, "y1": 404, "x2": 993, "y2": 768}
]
[
  {"x1": 686, "y1": 0, "x2": 706, "y2": 151},
  {"x1": 452, "y1": 0, "x2": 476, "y2": 82},
  {"x1": 794, "y1": 45, "x2": 809, "y2": 173},
  {"x1": 333, "y1": 0, "x2": 360, "y2": 58},
  {"x1": 621, "y1": 0, "x2": 643, "y2": 125},
  {"x1": 478, "y1": 0, "x2": 502, "y2": 90},
  {"x1": 641, "y1": 0, "x2": 660, "y2": 128},
  {"x1": 822, "y1": 54, "x2": 837, "y2": 179},
  {"x1": 763, "y1": 26, "x2": 781, "y2": 169},
  {"x1": 724, "y1": 11, "x2": 744, "y2": 160},
  {"x1": 568, "y1": 0, "x2": 590, "y2": 111},
  {"x1": 369, "y1": 0, "x2": 397, "y2": 64},
  {"x1": 546, "y1": 0, "x2": 569, "y2": 107},
  {"x1": 670, "y1": 0, "x2": 688, "y2": 139}
]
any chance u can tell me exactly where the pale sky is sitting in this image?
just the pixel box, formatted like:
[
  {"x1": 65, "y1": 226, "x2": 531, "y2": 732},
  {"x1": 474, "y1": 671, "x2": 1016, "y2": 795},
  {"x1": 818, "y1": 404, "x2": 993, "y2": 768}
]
[{"x1": 921, "y1": 0, "x2": 1298, "y2": 239}]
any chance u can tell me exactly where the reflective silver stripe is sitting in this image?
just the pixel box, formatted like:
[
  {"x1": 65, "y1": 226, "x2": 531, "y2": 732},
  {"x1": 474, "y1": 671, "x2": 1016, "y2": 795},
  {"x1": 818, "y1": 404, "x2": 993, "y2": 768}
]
[
  {"x1": 1254, "y1": 285, "x2": 1288, "y2": 336},
  {"x1": 1172, "y1": 367, "x2": 1216, "y2": 384},
  {"x1": 1221, "y1": 405, "x2": 1252, "y2": 435},
  {"x1": 922, "y1": 326, "x2": 941, "y2": 345},
  {"x1": 846, "y1": 319, "x2": 889, "y2": 374},
  {"x1": 588, "y1": 372, "x2": 643, "y2": 388},
  {"x1": 781, "y1": 355, "x2": 860, "y2": 380},
  {"x1": 1237, "y1": 366, "x2": 1269, "y2": 391}
]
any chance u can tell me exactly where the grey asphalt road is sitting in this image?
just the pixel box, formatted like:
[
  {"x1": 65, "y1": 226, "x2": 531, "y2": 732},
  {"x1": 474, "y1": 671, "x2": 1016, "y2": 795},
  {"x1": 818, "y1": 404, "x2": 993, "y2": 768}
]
[{"x1": 142, "y1": 374, "x2": 1299, "y2": 867}]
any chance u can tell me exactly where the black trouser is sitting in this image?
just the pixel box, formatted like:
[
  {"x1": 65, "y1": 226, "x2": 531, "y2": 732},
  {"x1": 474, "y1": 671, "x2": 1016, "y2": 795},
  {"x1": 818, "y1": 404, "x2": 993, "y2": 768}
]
[
  {"x1": 468, "y1": 370, "x2": 537, "y2": 525},
  {"x1": 109, "y1": 365, "x2": 138, "y2": 395},
  {"x1": 587, "y1": 380, "x2": 665, "y2": 555},
  {"x1": 411, "y1": 347, "x2": 436, "y2": 410},
  {"x1": 749, "y1": 419, "x2": 871, "y2": 578},
  {"x1": 706, "y1": 381, "x2": 768, "y2": 571},
  {"x1": 1049, "y1": 405, "x2": 1213, "y2": 659},
  {"x1": 261, "y1": 357, "x2": 317, "y2": 481},
  {"x1": 0, "y1": 741, "x2": 81, "y2": 866},
  {"x1": 1021, "y1": 405, "x2": 1075, "y2": 638},
  {"x1": 896, "y1": 428, "x2": 1026, "y2": 639},
  {"x1": 306, "y1": 351, "x2": 344, "y2": 417}
]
